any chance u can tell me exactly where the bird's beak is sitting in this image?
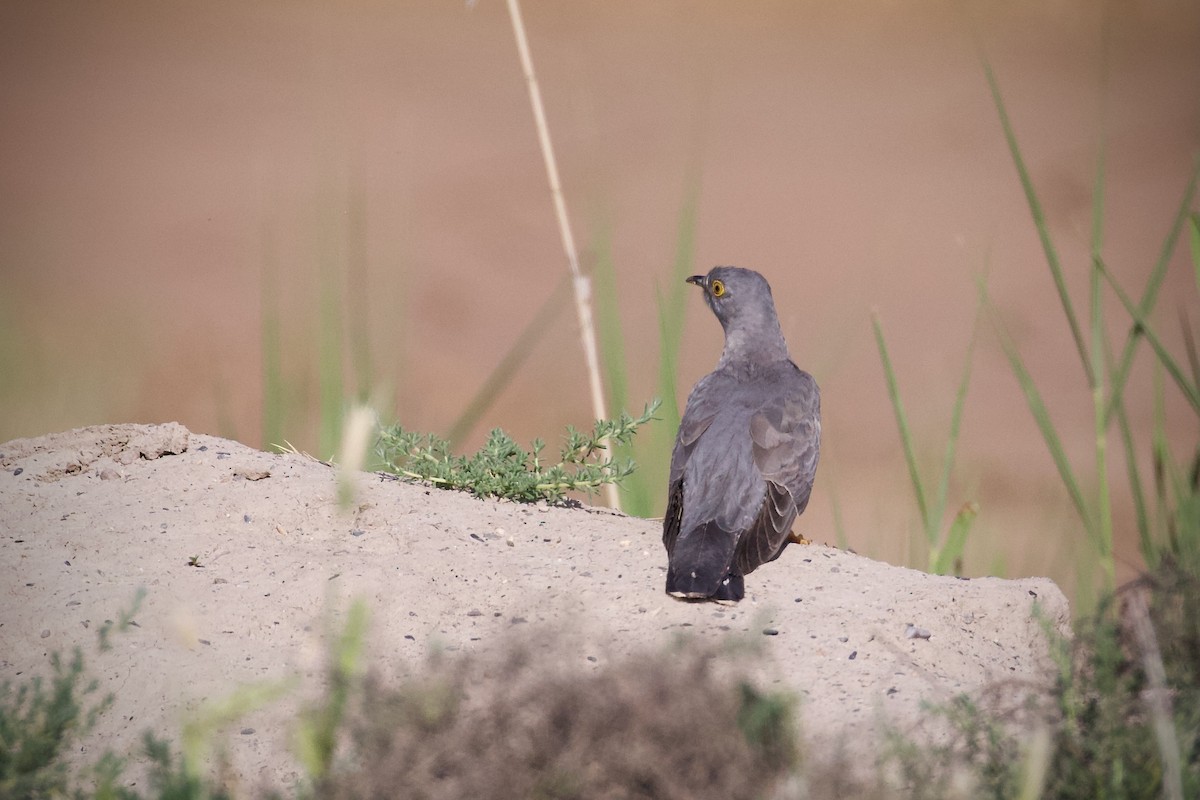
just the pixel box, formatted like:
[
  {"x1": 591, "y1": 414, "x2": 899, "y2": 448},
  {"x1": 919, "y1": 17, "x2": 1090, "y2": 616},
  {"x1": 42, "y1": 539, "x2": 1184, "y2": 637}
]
[{"x1": 685, "y1": 275, "x2": 706, "y2": 287}]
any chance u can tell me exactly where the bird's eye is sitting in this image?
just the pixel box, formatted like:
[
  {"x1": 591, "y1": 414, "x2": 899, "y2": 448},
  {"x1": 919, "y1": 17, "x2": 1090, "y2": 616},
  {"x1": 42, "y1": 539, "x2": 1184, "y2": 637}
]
[{"x1": 710, "y1": 279, "x2": 726, "y2": 297}]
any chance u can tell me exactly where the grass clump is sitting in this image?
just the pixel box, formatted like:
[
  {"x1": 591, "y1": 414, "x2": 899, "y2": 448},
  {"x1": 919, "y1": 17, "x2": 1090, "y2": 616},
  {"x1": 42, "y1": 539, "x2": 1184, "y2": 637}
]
[
  {"x1": 979, "y1": 44, "x2": 1200, "y2": 594},
  {"x1": 881, "y1": 558, "x2": 1200, "y2": 800},
  {"x1": 375, "y1": 400, "x2": 659, "y2": 503},
  {"x1": 318, "y1": 635, "x2": 796, "y2": 800}
]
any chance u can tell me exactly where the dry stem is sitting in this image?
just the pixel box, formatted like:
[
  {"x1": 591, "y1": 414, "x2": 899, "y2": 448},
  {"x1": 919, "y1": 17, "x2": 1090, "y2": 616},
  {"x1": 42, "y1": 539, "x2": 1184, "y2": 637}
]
[{"x1": 504, "y1": 0, "x2": 619, "y2": 509}]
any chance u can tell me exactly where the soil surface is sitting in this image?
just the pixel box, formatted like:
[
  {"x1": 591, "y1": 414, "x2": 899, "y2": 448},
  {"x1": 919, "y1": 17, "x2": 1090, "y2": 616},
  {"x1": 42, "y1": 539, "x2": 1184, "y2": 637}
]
[{"x1": 1, "y1": 423, "x2": 1068, "y2": 790}]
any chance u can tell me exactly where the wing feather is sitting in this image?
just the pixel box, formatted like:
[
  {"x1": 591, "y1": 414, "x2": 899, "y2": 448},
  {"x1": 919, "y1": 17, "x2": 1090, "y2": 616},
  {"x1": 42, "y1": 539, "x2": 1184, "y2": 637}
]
[{"x1": 734, "y1": 367, "x2": 821, "y2": 575}]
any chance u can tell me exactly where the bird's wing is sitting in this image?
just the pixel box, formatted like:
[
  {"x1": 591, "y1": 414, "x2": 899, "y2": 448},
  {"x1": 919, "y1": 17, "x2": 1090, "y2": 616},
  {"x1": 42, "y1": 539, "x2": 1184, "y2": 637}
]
[
  {"x1": 734, "y1": 368, "x2": 821, "y2": 575},
  {"x1": 662, "y1": 374, "x2": 724, "y2": 554}
]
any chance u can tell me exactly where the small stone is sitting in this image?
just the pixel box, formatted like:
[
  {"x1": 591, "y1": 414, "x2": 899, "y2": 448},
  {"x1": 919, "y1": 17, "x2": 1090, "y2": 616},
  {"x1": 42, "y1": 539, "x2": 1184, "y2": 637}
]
[
  {"x1": 762, "y1": 628, "x2": 779, "y2": 636},
  {"x1": 240, "y1": 728, "x2": 255, "y2": 735},
  {"x1": 506, "y1": 537, "x2": 515, "y2": 547},
  {"x1": 350, "y1": 529, "x2": 365, "y2": 537},
  {"x1": 838, "y1": 636, "x2": 848, "y2": 643},
  {"x1": 904, "y1": 623, "x2": 932, "y2": 640},
  {"x1": 466, "y1": 609, "x2": 482, "y2": 617},
  {"x1": 40, "y1": 629, "x2": 50, "y2": 639},
  {"x1": 848, "y1": 650, "x2": 857, "y2": 660},
  {"x1": 243, "y1": 514, "x2": 251, "y2": 523},
  {"x1": 13, "y1": 467, "x2": 24, "y2": 476},
  {"x1": 99, "y1": 468, "x2": 120, "y2": 481}
]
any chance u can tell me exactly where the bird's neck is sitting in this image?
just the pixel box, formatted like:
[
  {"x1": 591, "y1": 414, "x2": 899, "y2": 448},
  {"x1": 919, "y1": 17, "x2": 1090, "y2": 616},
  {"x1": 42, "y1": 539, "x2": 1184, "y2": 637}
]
[{"x1": 717, "y1": 318, "x2": 791, "y2": 369}]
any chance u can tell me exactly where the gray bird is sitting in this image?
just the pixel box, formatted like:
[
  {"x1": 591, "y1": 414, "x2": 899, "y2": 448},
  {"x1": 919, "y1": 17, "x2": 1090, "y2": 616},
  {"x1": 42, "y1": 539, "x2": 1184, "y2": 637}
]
[{"x1": 663, "y1": 266, "x2": 821, "y2": 603}]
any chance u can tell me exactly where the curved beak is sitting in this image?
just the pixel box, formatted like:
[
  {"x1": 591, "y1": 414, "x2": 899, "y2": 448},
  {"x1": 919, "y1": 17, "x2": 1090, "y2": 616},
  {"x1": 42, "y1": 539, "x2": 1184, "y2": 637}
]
[{"x1": 685, "y1": 274, "x2": 706, "y2": 287}]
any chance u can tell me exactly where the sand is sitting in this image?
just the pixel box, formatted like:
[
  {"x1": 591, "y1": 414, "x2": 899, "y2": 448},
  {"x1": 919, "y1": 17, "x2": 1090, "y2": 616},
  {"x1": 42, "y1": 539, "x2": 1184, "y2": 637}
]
[{"x1": 0, "y1": 423, "x2": 1069, "y2": 790}]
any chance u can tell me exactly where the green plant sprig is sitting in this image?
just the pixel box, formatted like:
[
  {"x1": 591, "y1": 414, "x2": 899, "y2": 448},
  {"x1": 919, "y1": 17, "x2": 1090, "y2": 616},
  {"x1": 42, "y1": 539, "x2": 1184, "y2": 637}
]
[{"x1": 376, "y1": 400, "x2": 660, "y2": 503}]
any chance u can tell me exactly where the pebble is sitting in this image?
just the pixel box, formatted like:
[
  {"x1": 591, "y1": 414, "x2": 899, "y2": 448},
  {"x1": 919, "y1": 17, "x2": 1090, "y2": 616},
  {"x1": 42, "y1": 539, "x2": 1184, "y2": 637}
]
[
  {"x1": 99, "y1": 468, "x2": 119, "y2": 481},
  {"x1": 466, "y1": 609, "x2": 482, "y2": 617},
  {"x1": 40, "y1": 629, "x2": 50, "y2": 639},
  {"x1": 762, "y1": 627, "x2": 779, "y2": 636},
  {"x1": 904, "y1": 623, "x2": 932, "y2": 640},
  {"x1": 849, "y1": 650, "x2": 857, "y2": 660}
]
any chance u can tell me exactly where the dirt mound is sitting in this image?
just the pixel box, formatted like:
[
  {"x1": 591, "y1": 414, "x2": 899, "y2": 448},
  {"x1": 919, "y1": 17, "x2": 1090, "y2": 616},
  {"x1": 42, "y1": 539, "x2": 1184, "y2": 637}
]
[{"x1": 0, "y1": 423, "x2": 1069, "y2": 789}]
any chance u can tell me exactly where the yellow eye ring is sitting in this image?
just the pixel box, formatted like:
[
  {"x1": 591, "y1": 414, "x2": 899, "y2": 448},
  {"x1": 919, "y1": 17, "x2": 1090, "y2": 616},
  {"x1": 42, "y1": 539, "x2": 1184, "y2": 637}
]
[{"x1": 710, "y1": 279, "x2": 726, "y2": 297}]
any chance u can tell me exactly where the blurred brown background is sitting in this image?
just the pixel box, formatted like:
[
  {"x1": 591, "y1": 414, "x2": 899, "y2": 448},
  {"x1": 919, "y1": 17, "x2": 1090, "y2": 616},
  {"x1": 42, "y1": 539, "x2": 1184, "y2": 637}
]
[{"x1": 2, "y1": 1, "x2": 1198, "y2": 596}]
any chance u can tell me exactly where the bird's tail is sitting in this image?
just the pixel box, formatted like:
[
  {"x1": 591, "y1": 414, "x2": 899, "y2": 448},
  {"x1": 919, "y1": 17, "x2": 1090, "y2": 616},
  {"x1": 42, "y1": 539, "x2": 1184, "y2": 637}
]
[{"x1": 666, "y1": 521, "x2": 742, "y2": 601}]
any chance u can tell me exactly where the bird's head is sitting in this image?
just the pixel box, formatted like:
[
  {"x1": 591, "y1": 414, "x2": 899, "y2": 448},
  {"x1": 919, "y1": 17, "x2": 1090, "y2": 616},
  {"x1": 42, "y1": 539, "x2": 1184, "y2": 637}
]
[
  {"x1": 686, "y1": 266, "x2": 790, "y2": 365},
  {"x1": 686, "y1": 266, "x2": 779, "y2": 331}
]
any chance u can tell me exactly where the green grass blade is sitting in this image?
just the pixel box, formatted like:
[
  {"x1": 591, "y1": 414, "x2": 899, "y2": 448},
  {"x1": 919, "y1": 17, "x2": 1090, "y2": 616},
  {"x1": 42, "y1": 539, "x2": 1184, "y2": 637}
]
[
  {"x1": 1086, "y1": 33, "x2": 1115, "y2": 588},
  {"x1": 261, "y1": 220, "x2": 285, "y2": 450},
  {"x1": 346, "y1": 174, "x2": 373, "y2": 402},
  {"x1": 641, "y1": 174, "x2": 703, "y2": 517},
  {"x1": 1098, "y1": 258, "x2": 1200, "y2": 416},
  {"x1": 824, "y1": 450, "x2": 849, "y2": 549},
  {"x1": 986, "y1": 299, "x2": 1094, "y2": 537},
  {"x1": 657, "y1": 173, "x2": 701, "y2": 431},
  {"x1": 1108, "y1": 335, "x2": 1154, "y2": 566},
  {"x1": 1190, "y1": 213, "x2": 1200, "y2": 298},
  {"x1": 1181, "y1": 309, "x2": 1200, "y2": 390},
  {"x1": 590, "y1": 221, "x2": 656, "y2": 516},
  {"x1": 933, "y1": 501, "x2": 979, "y2": 575},
  {"x1": 871, "y1": 312, "x2": 930, "y2": 532},
  {"x1": 1187, "y1": 214, "x2": 1200, "y2": 385},
  {"x1": 931, "y1": 291, "x2": 983, "y2": 542},
  {"x1": 446, "y1": 272, "x2": 570, "y2": 448},
  {"x1": 316, "y1": 198, "x2": 345, "y2": 459},
  {"x1": 981, "y1": 56, "x2": 1092, "y2": 384},
  {"x1": 592, "y1": 223, "x2": 629, "y2": 421},
  {"x1": 1104, "y1": 159, "x2": 1200, "y2": 425}
]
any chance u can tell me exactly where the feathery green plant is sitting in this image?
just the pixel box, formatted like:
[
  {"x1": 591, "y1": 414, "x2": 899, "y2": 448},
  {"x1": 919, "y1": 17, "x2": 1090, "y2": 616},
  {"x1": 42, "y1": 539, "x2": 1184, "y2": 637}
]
[
  {"x1": 377, "y1": 401, "x2": 660, "y2": 503},
  {"x1": 872, "y1": 304, "x2": 981, "y2": 575}
]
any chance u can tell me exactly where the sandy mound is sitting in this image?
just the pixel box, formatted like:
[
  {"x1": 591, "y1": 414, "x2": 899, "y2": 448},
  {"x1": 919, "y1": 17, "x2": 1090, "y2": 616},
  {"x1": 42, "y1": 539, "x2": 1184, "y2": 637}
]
[{"x1": 0, "y1": 423, "x2": 1069, "y2": 789}]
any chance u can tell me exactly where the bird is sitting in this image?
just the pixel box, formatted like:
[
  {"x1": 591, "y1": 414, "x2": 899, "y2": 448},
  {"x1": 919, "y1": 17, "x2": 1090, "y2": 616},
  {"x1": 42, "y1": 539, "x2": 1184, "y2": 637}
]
[{"x1": 662, "y1": 266, "x2": 821, "y2": 603}]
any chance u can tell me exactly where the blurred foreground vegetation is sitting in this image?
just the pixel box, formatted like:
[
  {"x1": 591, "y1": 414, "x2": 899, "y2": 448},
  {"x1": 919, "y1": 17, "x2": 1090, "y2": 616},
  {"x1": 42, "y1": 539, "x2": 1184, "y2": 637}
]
[{"x1": 4, "y1": 554, "x2": 1199, "y2": 799}]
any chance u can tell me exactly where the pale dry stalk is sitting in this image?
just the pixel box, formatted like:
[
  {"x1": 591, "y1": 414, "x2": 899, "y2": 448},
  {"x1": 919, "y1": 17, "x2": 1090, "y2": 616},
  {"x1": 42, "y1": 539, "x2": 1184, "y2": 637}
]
[{"x1": 504, "y1": 0, "x2": 619, "y2": 509}]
